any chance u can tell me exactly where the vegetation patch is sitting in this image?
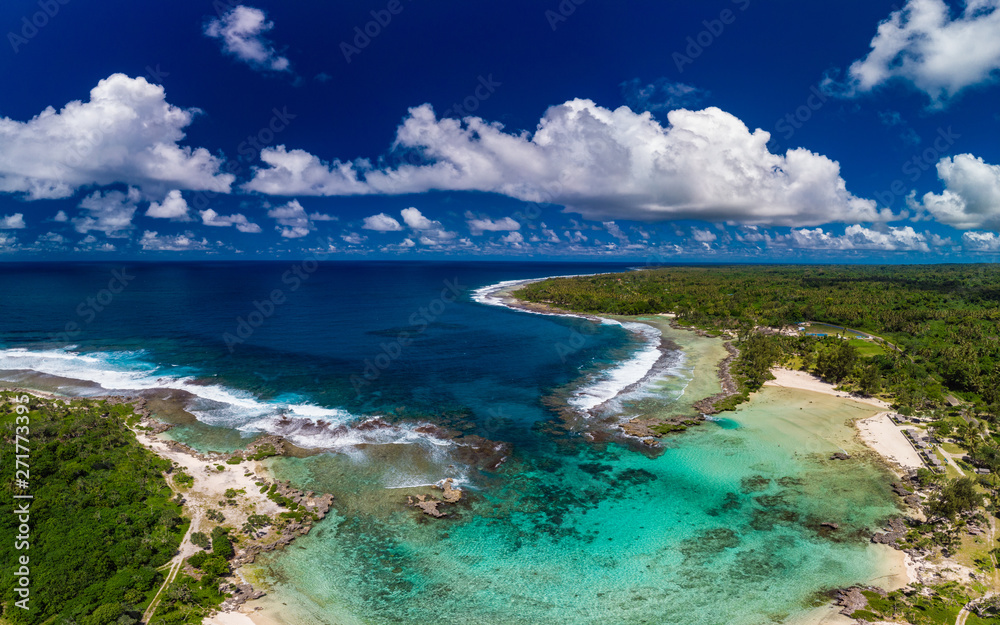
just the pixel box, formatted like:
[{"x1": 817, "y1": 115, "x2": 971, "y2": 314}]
[{"x1": 0, "y1": 393, "x2": 186, "y2": 624}]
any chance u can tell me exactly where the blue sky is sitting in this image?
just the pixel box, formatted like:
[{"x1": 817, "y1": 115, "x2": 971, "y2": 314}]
[{"x1": 1, "y1": 0, "x2": 999, "y2": 261}]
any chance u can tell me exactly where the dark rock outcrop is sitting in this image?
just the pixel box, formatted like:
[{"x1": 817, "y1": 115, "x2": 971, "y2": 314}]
[{"x1": 871, "y1": 518, "x2": 908, "y2": 544}]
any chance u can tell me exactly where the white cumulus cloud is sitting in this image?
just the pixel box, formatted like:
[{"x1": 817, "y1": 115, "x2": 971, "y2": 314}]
[
  {"x1": 362, "y1": 213, "x2": 403, "y2": 232},
  {"x1": 0, "y1": 74, "x2": 235, "y2": 200},
  {"x1": 72, "y1": 187, "x2": 140, "y2": 237},
  {"x1": 918, "y1": 154, "x2": 1000, "y2": 230},
  {"x1": 789, "y1": 225, "x2": 930, "y2": 252},
  {"x1": 200, "y1": 208, "x2": 262, "y2": 233},
  {"x1": 139, "y1": 230, "x2": 211, "y2": 251},
  {"x1": 341, "y1": 232, "x2": 367, "y2": 245},
  {"x1": 466, "y1": 213, "x2": 520, "y2": 234},
  {"x1": 245, "y1": 100, "x2": 887, "y2": 227},
  {"x1": 399, "y1": 207, "x2": 455, "y2": 245},
  {"x1": 0, "y1": 213, "x2": 26, "y2": 229},
  {"x1": 828, "y1": 0, "x2": 1000, "y2": 105},
  {"x1": 401, "y1": 207, "x2": 436, "y2": 230},
  {"x1": 962, "y1": 231, "x2": 1000, "y2": 252},
  {"x1": 691, "y1": 227, "x2": 717, "y2": 243},
  {"x1": 204, "y1": 5, "x2": 291, "y2": 72},
  {"x1": 501, "y1": 232, "x2": 524, "y2": 246},
  {"x1": 266, "y1": 199, "x2": 333, "y2": 238},
  {"x1": 146, "y1": 189, "x2": 191, "y2": 221}
]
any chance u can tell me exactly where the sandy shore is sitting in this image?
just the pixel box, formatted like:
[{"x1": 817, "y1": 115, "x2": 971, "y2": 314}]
[
  {"x1": 204, "y1": 612, "x2": 257, "y2": 625},
  {"x1": 134, "y1": 431, "x2": 284, "y2": 540},
  {"x1": 131, "y1": 431, "x2": 288, "y2": 625},
  {"x1": 764, "y1": 369, "x2": 923, "y2": 475},
  {"x1": 764, "y1": 368, "x2": 890, "y2": 409},
  {"x1": 856, "y1": 414, "x2": 924, "y2": 472}
]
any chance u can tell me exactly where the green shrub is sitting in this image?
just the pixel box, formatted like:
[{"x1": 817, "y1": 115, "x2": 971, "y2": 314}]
[
  {"x1": 174, "y1": 472, "x2": 194, "y2": 488},
  {"x1": 190, "y1": 532, "x2": 211, "y2": 550},
  {"x1": 210, "y1": 527, "x2": 234, "y2": 560}
]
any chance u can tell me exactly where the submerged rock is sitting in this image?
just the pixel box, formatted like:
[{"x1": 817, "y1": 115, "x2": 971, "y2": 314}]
[
  {"x1": 436, "y1": 478, "x2": 463, "y2": 503},
  {"x1": 407, "y1": 479, "x2": 464, "y2": 518},
  {"x1": 408, "y1": 495, "x2": 446, "y2": 518},
  {"x1": 740, "y1": 475, "x2": 771, "y2": 493}
]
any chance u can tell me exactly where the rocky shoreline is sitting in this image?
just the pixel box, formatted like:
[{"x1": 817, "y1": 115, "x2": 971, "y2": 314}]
[
  {"x1": 133, "y1": 410, "x2": 337, "y2": 613},
  {"x1": 491, "y1": 289, "x2": 741, "y2": 448}
]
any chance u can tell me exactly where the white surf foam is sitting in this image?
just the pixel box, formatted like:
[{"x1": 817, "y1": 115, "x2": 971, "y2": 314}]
[
  {"x1": 474, "y1": 275, "x2": 679, "y2": 418},
  {"x1": 0, "y1": 347, "x2": 490, "y2": 488},
  {"x1": 0, "y1": 346, "x2": 343, "y2": 426},
  {"x1": 471, "y1": 274, "x2": 605, "y2": 317},
  {"x1": 567, "y1": 321, "x2": 665, "y2": 412},
  {"x1": 0, "y1": 347, "x2": 451, "y2": 449}
]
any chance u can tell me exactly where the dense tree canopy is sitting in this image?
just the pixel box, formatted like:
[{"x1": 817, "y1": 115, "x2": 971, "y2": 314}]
[
  {"x1": 517, "y1": 265, "x2": 1000, "y2": 414},
  {"x1": 0, "y1": 394, "x2": 185, "y2": 624}
]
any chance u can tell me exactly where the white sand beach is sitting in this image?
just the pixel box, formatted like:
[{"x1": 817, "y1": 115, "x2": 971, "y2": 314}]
[
  {"x1": 764, "y1": 368, "x2": 890, "y2": 409},
  {"x1": 765, "y1": 369, "x2": 923, "y2": 474},
  {"x1": 134, "y1": 431, "x2": 284, "y2": 534},
  {"x1": 856, "y1": 414, "x2": 924, "y2": 472},
  {"x1": 204, "y1": 612, "x2": 258, "y2": 625}
]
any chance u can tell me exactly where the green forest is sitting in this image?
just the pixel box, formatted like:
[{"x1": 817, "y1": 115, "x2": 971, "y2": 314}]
[
  {"x1": 0, "y1": 393, "x2": 193, "y2": 625},
  {"x1": 516, "y1": 264, "x2": 1000, "y2": 486},
  {"x1": 517, "y1": 264, "x2": 1000, "y2": 417}
]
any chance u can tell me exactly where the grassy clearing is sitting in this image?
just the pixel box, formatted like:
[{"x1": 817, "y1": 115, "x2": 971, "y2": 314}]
[{"x1": 848, "y1": 338, "x2": 886, "y2": 357}]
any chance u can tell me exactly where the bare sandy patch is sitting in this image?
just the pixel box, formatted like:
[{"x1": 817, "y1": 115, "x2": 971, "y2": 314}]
[
  {"x1": 765, "y1": 368, "x2": 890, "y2": 409},
  {"x1": 857, "y1": 414, "x2": 924, "y2": 473},
  {"x1": 134, "y1": 431, "x2": 282, "y2": 540}
]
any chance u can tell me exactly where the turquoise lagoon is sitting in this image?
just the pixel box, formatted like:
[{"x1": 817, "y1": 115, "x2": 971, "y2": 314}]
[{"x1": 246, "y1": 323, "x2": 905, "y2": 625}]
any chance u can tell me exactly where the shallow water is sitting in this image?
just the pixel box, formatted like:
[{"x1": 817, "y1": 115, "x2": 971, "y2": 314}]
[{"x1": 248, "y1": 357, "x2": 902, "y2": 625}]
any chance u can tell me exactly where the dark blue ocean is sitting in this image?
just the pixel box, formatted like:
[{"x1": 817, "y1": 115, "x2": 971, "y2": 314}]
[{"x1": 0, "y1": 261, "x2": 634, "y2": 429}]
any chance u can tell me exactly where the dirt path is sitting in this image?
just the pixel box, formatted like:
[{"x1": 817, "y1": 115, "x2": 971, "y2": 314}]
[
  {"x1": 938, "y1": 446, "x2": 967, "y2": 477},
  {"x1": 956, "y1": 518, "x2": 998, "y2": 625},
  {"x1": 989, "y1": 516, "x2": 998, "y2": 591},
  {"x1": 957, "y1": 604, "x2": 971, "y2": 625},
  {"x1": 142, "y1": 498, "x2": 197, "y2": 623}
]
